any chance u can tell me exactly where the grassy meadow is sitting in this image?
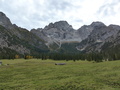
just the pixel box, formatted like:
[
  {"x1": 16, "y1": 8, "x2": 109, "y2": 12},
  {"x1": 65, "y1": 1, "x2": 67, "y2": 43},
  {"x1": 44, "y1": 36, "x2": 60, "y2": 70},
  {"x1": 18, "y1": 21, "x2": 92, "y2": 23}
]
[{"x1": 0, "y1": 59, "x2": 120, "y2": 90}]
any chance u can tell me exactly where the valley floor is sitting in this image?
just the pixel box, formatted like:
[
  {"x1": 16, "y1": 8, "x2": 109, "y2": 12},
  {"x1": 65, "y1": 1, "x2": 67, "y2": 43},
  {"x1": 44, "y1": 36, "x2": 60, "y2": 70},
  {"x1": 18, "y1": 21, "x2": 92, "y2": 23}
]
[{"x1": 0, "y1": 59, "x2": 120, "y2": 90}]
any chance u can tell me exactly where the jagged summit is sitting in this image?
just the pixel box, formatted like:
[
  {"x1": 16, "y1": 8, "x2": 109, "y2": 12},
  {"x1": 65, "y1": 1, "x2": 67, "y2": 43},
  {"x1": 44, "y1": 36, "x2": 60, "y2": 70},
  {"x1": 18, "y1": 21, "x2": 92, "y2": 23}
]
[
  {"x1": 0, "y1": 11, "x2": 13, "y2": 29},
  {"x1": 0, "y1": 12, "x2": 6, "y2": 16},
  {"x1": 108, "y1": 24, "x2": 120, "y2": 30},
  {"x1": 53, "y1": 21, "x2": 73, "y2": 30},
  {"x1": 90, "y1": 21, "x2": 106, "y2": 28},
  {"x1": 44, "y1": 20, "x2": 74, "y2": 31}
]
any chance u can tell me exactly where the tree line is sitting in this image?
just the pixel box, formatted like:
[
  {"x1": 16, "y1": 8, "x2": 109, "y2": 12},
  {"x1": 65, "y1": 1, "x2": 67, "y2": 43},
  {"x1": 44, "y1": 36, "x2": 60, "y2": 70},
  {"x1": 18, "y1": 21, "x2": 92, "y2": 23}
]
[
  {"x1": 0, "y1": 52, "x2": 120, "y2": 62},
  {"x1": 34, "y1": 52, "x2": 120, "y2": 62}
]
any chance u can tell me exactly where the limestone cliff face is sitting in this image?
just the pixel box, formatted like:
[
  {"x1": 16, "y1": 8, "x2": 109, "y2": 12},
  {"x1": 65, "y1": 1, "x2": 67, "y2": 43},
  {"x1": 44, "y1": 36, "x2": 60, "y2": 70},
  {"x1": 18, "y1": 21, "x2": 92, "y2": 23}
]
[
  {"x1": 0, "y1": 25, "x2": 30, "y2": 54},
  {"x1": 0, "y1": 12, "x2": 48, "y2": 55},
  {"x1": 0, "y1": 12, "x2": 13, "y2": 29},
  {"x1": 77, "y1": 22, "x2": 120, "y2": 53},
  {"x1": 43, "y1": 21, "x2": 80, "y2": 42},
  {"x1": 31, "y1": 21, "x2": 81, "y2": 50}
]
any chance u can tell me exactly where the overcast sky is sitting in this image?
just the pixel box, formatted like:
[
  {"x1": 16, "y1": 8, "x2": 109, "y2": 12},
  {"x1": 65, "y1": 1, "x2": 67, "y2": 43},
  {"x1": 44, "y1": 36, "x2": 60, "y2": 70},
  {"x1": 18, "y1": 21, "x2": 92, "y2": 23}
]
[{"x1": 0, "y1": 0, "x2": 120, "y2": 30}]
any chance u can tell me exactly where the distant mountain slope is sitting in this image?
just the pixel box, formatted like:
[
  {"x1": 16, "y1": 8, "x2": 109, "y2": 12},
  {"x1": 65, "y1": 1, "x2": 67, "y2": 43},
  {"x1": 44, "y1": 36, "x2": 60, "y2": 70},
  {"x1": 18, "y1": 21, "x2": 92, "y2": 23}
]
[
  {"x1": 77, "y1": 22, "x2": 120, "y2": 53},
  {"x1": 1, "y1": 11, "x2": 120, "y2": 56},
  {"x1": 31, "y1": 21, "x2": 81, "y2": 49},
  {"x1": 31, "y1": 20, "x2": 94, "y2": 52},
  {"x1": 0, "y1": 12, "x2": 49, "y2": 57}
]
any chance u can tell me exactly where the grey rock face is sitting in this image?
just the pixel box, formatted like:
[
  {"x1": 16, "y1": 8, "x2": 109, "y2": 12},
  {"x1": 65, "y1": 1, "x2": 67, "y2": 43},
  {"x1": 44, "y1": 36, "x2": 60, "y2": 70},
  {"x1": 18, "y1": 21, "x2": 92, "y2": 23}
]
[
  {"x1": 44, "y1": 21, "x2": 73, "y2": 31},
  {"x1": 77, "y1": 25, "x2": 93, "y2": 40},
  {"x1": 0, "y1": 12, "x2": 48, "y2": 55},
  {"x1": 0, "y1": 12, "x2": 13, "y2": 29},
  {"x1": 31, "y1": 21, "x2": 83, "y2": 50},
  {"x1": 31, "y1": 28, "x2": 48, "y2": 42},
  {"x1": 77, "y1": 22, "x2": 120, "y2": 53},
  {"x1": 76, "y1": 22, "x2": 106, "y2": 41},
  {"x1": 0, "y1": 26, "x2": 30, "y2": 54},
  {"x1": 43, "y1": 21, "x2": 75, "y2": 41},
  {"x1": 90, "y1": 21, "x2": 106, "y2": 28},
  {"x1": 31, "y1": 21, "x2": 112, "y2": 51}
]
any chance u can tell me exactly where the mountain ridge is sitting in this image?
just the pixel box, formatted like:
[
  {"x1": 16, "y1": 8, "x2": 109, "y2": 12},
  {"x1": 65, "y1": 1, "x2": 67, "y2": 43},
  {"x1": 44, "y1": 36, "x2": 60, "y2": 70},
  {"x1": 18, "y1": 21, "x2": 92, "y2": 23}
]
[
  {"x1": 0, "y1": 11, "x2": 120, "y2": 58},
  {"x1": 0, "y1": 12, "x2": 49, "y2": 58}
]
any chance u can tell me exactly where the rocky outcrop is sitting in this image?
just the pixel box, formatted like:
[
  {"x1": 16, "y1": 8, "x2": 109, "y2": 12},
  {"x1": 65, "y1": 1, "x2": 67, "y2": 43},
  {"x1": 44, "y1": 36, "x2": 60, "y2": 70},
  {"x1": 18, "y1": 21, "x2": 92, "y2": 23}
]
[
  {"x1": 0, "y1": 25, "x2": 30, "y2": 54},
  {"x1": 0, "y1": 12, "x2": 14, "y2": 29},
  {"x1": 31, "y1": 21, "x2": 82, "y2": 50},
  {"x1": 77, "y1": 22, "x2": 120, "y2": 53},
  {"x1": 44, "y1": 21, "x2": 73, "y2": 31},
  {"x1": 0, "y1": 12, "x2": 48, "y2": 55},
  {"x1": 43, "y1": 21, "x2": 79, "y2": 42}
]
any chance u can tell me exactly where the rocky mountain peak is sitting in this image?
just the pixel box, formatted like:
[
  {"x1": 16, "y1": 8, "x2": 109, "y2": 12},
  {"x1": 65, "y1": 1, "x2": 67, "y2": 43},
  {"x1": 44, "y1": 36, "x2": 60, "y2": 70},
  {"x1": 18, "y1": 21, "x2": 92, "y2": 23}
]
[
  {"x1": 0, "y1": 12, "x2": 6, "y2": 16},
  {"x1": 91, "y1": 21, "x2": 106, "y2": 28},
  {"x1": 54, "y1": 21, "x2": 73, "y2": 31},
  {"x1": 44, "y1": 21, "x2": 74, "y2": 31},
  {"x1": 108, "y1": 24, "x2": 120, "y2": 31},
  {"x1": 0, "y1": 12, "x2": 13, "y2": 29},
  {"x1": 54, "y1": 21, "x2": 69, "y2": 27}
]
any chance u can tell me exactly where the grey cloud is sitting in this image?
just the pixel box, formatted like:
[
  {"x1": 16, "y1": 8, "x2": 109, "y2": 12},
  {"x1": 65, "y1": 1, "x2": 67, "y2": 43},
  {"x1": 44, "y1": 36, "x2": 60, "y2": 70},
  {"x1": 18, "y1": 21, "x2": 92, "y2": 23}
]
[
  {"x1": 30, "y1": 13, "x2": 51, "y2": 22},
  {"x1": 75, "y1": 19, "x2": 83, "y2": 23},
  {"x1": 44, "y1": 0, "x2": 81, "y2": 16},
  {"x1": 26, "y1": 0, "x2": 74, "y2": 25},
  {"x1": 30, "y1": 0, "x2": 79, "y2": 27},
  {"x1": 47, "y1": 0, "x2": 73, "y2": 10},
  {"x1": 97, "y1": 0, "x2": 120, "y2": 16},
  {"x1": 98, "y1": 4, "x2": 115, "y2": 16}
]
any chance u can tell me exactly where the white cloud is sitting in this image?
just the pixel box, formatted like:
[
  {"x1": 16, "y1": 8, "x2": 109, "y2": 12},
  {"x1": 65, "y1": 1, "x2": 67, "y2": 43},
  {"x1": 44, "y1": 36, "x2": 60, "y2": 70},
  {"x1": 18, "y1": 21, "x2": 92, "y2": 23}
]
[
  {"x1": 96, "y1": 0, "x2": 120, "y2": 26},
  {"x1": 0, "y1": 0, "x2": 120, "y2": 30}
]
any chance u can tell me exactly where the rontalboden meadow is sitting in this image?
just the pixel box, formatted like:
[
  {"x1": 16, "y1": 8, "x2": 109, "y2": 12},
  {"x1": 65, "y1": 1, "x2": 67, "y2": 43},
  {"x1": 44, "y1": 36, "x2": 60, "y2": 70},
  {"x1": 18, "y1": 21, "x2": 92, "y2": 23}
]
[{"x1": 0, "y1": 59, "x2": 120, "y2": 90}]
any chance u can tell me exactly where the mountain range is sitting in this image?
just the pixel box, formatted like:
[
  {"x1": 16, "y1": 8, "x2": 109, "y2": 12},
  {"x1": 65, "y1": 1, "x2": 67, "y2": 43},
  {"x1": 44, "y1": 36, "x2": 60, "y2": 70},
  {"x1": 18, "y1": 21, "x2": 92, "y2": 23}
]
[{"x1": 0, "y1": 11, "x2": 120, "y2": 58}]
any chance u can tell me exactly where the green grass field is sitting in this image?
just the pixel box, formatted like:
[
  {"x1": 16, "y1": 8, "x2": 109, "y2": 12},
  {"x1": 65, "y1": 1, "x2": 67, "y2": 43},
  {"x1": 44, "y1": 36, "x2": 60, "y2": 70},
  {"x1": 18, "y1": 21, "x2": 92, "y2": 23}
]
[{"x1": 0, "y1": 59, "x2": 120, "y2": 90}]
